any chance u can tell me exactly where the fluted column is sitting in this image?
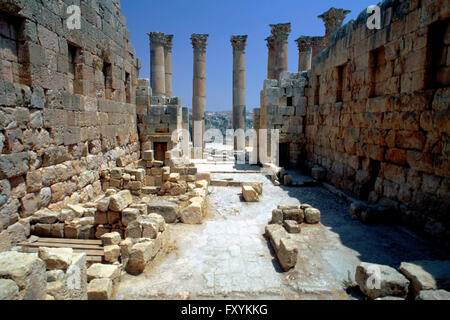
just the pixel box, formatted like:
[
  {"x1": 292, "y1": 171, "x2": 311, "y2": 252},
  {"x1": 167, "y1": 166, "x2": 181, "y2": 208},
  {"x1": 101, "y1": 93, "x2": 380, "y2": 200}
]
[
  {"x1": 231, "y1": 35, "x2": 247, "y2": 151},
  {"x1": 149, "y1": 32, "x2": 166, "y2": 97},
  {"x1": 191, "y1": 34, "x2": 208, "y2": 158},
  {"x1": 318, "y1": 8, "x2": 351, "y2": 46},
  {"x1": 295, "y1": 37, "x2": 312, "y2": 72},
  {"x1": 266, "y1": 36, "x2": 276, "y2": 79},
  {"x1": 270, "y1": 23, "x2": 291, "y2": 80},
  {"x1": 164, "y1": 35, "x2": 173, "y2": 98}
]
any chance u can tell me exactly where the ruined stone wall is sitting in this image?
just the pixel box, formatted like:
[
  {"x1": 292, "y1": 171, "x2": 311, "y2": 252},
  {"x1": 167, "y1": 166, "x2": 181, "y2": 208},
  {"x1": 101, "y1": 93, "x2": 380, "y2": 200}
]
[
  {"x1": 303, "y1": 0, "x2": 449, "y2": 243},
  {"x1": 0, "y1": 0, "x2": 140, "y2": 249}
]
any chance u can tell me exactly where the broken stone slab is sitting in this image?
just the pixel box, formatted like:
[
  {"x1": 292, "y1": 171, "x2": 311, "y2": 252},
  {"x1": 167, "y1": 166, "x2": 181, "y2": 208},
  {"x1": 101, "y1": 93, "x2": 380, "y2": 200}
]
[
  {"x1": 242, "y1": 185, "x2": 259, "y2": 202},
  {"x1": 355, "y1": 262, "x2": 410, "y2": 299},
  {"x1": 180, "y1": 202, "x2": 203, "y2": 224},
  {"x1": 38, "y1": 247, "x2": 73, "y2": 271},
  {"x1": 109, "y1": 190, "x2": 132, "y2": 212},
  {"x1": 283, "y1": 220, "x2": 301, "y2": 234},
  {"x1": 125, "y1": 220, "x2": 142, "y2": 239},
  {"x1": 0, "y1": 279, "x2": 19, "y2": 300},
  {"x1": 242, "y1": 182, "x2": 263, "y2": 195},
  {"x1": 87, "y1": 278, "x2": 113, "y2": 300},
  {"x1": 146, "y1": 200, "x2": 178, "y2": 223},
  {"x1": 0, "y1": 251, "x2": 47, "y2": 300},
  {"x1": 35, "y1": 209, "x2": 60, "y2": 224},
  {"x1": 304, "y1": 208, "x2": 321, "y2": 224},
  {"x1": 147, "y1": 213, "x2": 166, "y2": 232},
  {"x1": 87, "y1": 263, "x2": 120, "y2": 283},
  {"x1": 142, "y1": 186, "x2": 158, "y2": 195},
  {"x1": 140, "y1": 217, "x2": 159, "y2": 239},
  {"x1": 100, "y1": 232, "x2": 121, "y2": 246},
  {"x1": 96, "y1": 198, "x2": 110, "y2": 212},
  {"x1": 416, "y1": 290, "x2": 450, "y2": 300},
  {"x1": 399, "y1": 260, "x2": 450, "y2": 294},
  {"x1": 277, "y1": 237, "x2": 298, "y2": 272}
]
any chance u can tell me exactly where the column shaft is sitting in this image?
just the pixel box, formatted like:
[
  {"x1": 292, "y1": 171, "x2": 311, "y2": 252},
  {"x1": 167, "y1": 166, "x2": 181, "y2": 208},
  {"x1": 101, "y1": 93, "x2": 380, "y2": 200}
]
[
  {"x1": 164, "y1": 35, "x2": 173, "y2": 98},
  {"x1": 149, "y1": 32, "x2": 166, "y2": 97}
]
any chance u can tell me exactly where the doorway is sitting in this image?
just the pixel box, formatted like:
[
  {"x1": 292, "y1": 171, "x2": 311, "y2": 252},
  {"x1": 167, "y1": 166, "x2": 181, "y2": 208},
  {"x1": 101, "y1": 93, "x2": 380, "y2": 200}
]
[
  {"x1": 279, "y1": 143, "x2": 290, "y2": 169},
  {"x1": 154, "y1": 142, "x2": 167, "y2": 163}
]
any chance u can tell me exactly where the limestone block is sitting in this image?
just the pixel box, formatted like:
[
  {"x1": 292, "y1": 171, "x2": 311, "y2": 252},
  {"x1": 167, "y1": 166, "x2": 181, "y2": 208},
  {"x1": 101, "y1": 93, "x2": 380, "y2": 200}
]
[
  {"x1": 277, "y1": 238, "x2": 298, "y2": 272},
  {"x1": 399, "y1": 260, "x2": 450, "y2": 294},
  {"x1": 121, "y1": 208, "x2": 140, "y2": 227},
  {"x1": 195, "y1": 172, "x2": 211, "y2": 183},
  {"x1": 94, "y1": 211, "x2": 108, "y2": 225},
  {"x1": 96, "y1": 198, "x2": 110, "y2": 212},
  {"x1": 416, "y1": 290, "x2": 450, "y2": 300},
  {"x1": 107, "y1": 211, "x2": 120, "y2": 225},
  {"x1": 0, "y1": 251, "x2": 47, "y2": 300},
  {"x1": 143, "y1": 150, "x2": 154, "y2": 161},
  {"x1": 109, "y1": 190, "x2": 132, "y2": 212},
  {"x1": 104, "y1": 245, "x2": 120, "y2": 264},
  {"x1": 147, "y1": 213, "x2": 166, "y2": 232},
  {"x1": 100, "y1": 232, "x2": 122, "y2": 246},
  {"x1": 147, "y1": 200, "x2": 178, "y2": 223},
  {"x1": 130, "y1": 203, "x2": 148, "y2": 215},
  {"x1": 38, "y1": 247, "x2": 73, "y2": 271},
  {"x1": 242, "y1": 185, "x2": 259, "y2": 202},
  {"x1": 168, "y1": 172, "x2": 180, "y2": 182},
  {"x1": 242, "y1": 182, "x2": 263, "y2": 195},
  {"x1": 126, "y1": 241, "x2": 153, "y2": 275},
  {"x1": 304, "y1": 208, "x2": 321, "y2": 224},
  {"x1": 87, "y1": 263, "x2": 120, "y2": 283},
  {"x1": 283, "y1": 220, "x2": 301, "y2": 234},
  {"x1": 87, "y1": 278, "x2": 113, "y2": 300},
  {"x1": 195, "y1": 180, "x2": 208, "y2": 189},
  {"x1": 0, "y1": 230, "x2": 11, "y2": 252},
  {"x1": 271, "y1": 209, "x2": 283, "y2": 225},
  {"x1": 180, "y1": 202, "x2": 203, "y2": 224},
  {"x1": 125, "y1": 220, "x2": 142, "y2": 239},
  {"x1": 355, "y1": 263, "x2": 410, "y2": 299},
  {"x1": 140, "y1": 217, "x2": 159, "y2": 239},
  {"x1": 0, "y1": 279, "x2": 19, "y2": 300}
]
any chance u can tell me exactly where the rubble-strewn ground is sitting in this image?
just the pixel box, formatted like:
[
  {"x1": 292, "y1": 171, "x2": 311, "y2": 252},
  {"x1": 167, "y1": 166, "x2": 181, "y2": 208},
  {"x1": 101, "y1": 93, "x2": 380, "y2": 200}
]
[{"x1": 116, "y1": 164, "x2": 449, "y2": 300}]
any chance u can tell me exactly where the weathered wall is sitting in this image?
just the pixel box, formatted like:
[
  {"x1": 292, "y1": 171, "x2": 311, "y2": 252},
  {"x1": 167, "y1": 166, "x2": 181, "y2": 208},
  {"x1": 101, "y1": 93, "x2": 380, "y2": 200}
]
[
  {"x1": 0, "y1": 0, "x2": 140, "y2": 249},
  {"x1": 303, "y1": 0, "x2": 449, "y2": 243}
]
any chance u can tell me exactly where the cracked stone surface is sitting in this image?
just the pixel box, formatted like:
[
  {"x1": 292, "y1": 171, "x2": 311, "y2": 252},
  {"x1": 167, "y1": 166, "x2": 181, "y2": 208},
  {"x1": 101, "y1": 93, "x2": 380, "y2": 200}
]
[{"x1": 115, "y1": 165, "x2": 449, "y2": 300}]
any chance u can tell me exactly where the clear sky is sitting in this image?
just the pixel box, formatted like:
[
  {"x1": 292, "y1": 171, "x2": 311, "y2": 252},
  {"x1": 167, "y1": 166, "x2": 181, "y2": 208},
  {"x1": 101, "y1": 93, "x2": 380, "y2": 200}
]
[{"x1": 121, "y1": 0, "x2": 377, "y2": 112}]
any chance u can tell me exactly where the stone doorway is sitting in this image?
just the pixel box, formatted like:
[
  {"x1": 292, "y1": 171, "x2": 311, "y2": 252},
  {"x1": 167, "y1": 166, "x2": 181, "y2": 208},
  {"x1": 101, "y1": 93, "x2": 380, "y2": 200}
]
[
  {"x1": 279, "y1": 143, "x2": 290, "y2": 169},
  {"x1": 154, "y1": 142, "x2": 168, "y2": 163}
]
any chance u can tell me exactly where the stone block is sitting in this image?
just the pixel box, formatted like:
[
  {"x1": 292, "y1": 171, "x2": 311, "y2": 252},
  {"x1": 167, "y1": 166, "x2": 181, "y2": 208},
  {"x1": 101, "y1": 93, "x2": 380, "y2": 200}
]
[
  {"x1": 283, "y1": 220, "x2": 301, "y2": 234},
  {"x1": 242, "y1": 182, "x2": 263, "y2": 195},
  {"x1": 0, "y1": 279, "x2": 19, "y2": 300},
  {"x1": 122, "y1": 208, "x2": 140, "y2": 227},
  {"x1": 355, "y1": 263, "x2": 410, "y2": 299},
  {"x1": 87, "y1": 278, "x2": 113, "y2": 300},
  {"x1": 180, "y1": 202, "x2": 203, "y2": 225},
  {"x1": 271, "y1": 209, "x2": 283, "y2": 224},
  {"x1": 126, "y1": 241, "x2": 153, "y2": 275},
  {"x1": 304, "y1": 208, "x2": 321, "y2": 224},
  {"x1": 125, "y1": 220, "x2": 142, "y2": 239},
  {"x1": 147, "y1": 201, "x2": 178, "y2": 223},
  {"x1": 277, "y1": 237, "x2": 298, "y2": 272},
  {"x1": 103, "y1": 245, "x2": 120, "y2": 264},
  {"x1": 87, "y1": 263, "x2": 120, "y2": 283},
  {"x1": 109, "y1": 190, "x2": 132, "y2": 212},
  {"x1": 416, "y1": 290, "x2": 450, "y2": 300},
  {"x1": 38, "y1": 247, "x2": 73, "y2": 271},
  {"x1": 242, "y1": 185, "x2": 259, "y2": 202},
  {"x1": 100, "y1": 232, "x2": 121, "y2": 246},
  {"x1": 0, "y1": 251, "x2": 46, "y2": 300}
]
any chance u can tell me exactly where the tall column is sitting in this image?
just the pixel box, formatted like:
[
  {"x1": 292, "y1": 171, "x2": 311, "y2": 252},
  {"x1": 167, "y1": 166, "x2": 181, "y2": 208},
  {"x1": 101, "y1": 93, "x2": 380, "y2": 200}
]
[
  {"x1": 270, "y1": 23, "x2": 291, "y2": 80},
  {"x1": 191, "y1": 34, "x2": 208, "y2": 158},
  {"x1": 231, "y1": 35, "x2": 247, "y2": 151},
  {"x1": 266, "y1": 36, "x2": 276, "y2": 79},
  {"x1": 164, "y1": 35, "x2": 173, "y2": 98},
  {"x1": 148, "y1": 32, "x2": 166, "y2": 97},
  {"x1": 318, "y1": 8, "x2": 351, "y2": 46},
  {"x1": 295, "y1": 37, "x2": 312, "y2": 72}
]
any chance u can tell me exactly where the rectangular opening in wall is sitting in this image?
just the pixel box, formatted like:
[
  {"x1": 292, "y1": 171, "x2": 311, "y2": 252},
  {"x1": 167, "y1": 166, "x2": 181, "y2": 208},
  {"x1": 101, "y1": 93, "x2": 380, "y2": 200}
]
[
  {"x1": 68, "y1": 42, "x2": 80, "y2": 94},
  {"x1": 279, "y1": 143, "x2": 290, "y2": 169},
  {"x1": 425, "y1": 18, "x2": 449, "y2": 89},
  {"x1": 369, "y1": 47, "x2": 386, "y2": 97},
  {"x1": 0, "y1": 12, "x2": 28, "y2": 84},
  {"x1": 336, "y1": 64, "x2": 345, "y2": 102},
  {"x1": 287, "y1": 96, "x2": 293, "y2": 106},
  {"x1": 102, "y1": 62, "x2": 112, "y2": 99},
  {"x1": 360, "y1": 159, "x2": 381, "y2": 201},
  {"x1": 153, "y1": 142, "x2": 167, "y2": 164},
  {"x1": 314, "y1": 75, "x2": 320, "y2": 105},
  {"x1": 125, "y1": 71, "x2": 131, "y2": 103}
]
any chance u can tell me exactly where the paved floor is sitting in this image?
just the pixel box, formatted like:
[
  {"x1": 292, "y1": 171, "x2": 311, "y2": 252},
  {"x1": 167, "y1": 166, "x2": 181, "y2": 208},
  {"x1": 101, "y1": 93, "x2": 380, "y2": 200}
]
[{"x1": 115, "y1": 165, "x2": 449, "y2": 300}]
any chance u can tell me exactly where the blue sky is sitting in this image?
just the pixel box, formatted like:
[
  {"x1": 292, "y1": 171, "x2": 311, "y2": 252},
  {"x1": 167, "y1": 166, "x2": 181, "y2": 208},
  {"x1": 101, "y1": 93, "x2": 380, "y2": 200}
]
[{"x1": 121, "y1": 0, "x2": 377, "y2": 112}]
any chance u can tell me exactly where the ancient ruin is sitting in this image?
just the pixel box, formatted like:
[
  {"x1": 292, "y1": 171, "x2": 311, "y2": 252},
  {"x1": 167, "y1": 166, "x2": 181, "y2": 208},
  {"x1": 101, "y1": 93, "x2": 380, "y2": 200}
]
[{"x1": 0, "y1": 0, "x2": 449, "y2": 301}]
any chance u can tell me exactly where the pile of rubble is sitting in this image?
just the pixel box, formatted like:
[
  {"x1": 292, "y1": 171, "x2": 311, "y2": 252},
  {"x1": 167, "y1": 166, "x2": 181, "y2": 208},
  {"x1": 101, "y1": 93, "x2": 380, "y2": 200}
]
[
  {"x1": 265, "y1": 204, "x2": 321, "y2": 271},
  {"x1": 352, "y1": 260, "x2": 450, "y2": 300}
]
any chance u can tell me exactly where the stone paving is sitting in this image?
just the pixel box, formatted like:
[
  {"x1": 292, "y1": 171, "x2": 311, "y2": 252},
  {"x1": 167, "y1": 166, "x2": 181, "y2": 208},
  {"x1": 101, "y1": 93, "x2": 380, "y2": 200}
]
[{"x1": 115, "y1": 165, "x2": 449, "y2": 300}]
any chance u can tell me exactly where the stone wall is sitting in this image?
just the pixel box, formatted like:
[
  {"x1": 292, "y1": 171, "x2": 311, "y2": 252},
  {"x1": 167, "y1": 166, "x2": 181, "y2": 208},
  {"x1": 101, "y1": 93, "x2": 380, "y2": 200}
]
[
  {"x1": 0, "y1": 0, "x2": 140, "y2": 250},
  {"x1": 302, "y1": 0, "x2": 449, "y2": 243}
]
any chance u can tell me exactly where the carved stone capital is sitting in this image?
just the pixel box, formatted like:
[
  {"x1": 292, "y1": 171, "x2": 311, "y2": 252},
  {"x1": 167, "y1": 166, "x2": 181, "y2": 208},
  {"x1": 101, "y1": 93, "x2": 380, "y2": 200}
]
[
  {"x1": 270, "y1": 23, "x2": 291, "y2": 42},
  {"x1": 148, "y1": 32, "x2": 167, "y2": 45},
  {"x1": 295, "y1": 36, "x2": 313, "y2": 52},
  {"x1": 318, "y1": 8, "x2": 351, "y2": 37},
  {"x1": 164, "y1": 34, "x2": 174, "y2": 52},
  {"x1": 191, "y1": 34, "x2": 209, "y2": 52},
  {"x1": 230, "y1": 35, "x2": 248, "y2": 52},
  {"x1": 265, "y1": 36, "x2": 276, "y2": 49}
]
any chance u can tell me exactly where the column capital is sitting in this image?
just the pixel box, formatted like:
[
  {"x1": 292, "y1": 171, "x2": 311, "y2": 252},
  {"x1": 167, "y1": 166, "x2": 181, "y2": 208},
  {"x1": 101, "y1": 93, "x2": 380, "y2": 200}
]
[
  {"x1": 265, "y1": 36, "x2": 276, "y2": 49},
  {"x1": 164, "y1": 34, "x2": 174, "y2": 52},
  {"x1": 230, "y1": 35, "x2": 248, "y2": 52},
  {"x1": 191, "y1": 34, "x2": 209, "y2": 52},
  {"x1": 310, "y1": 36, "x2": 326, "y2": 47},
  {"x1": 318, "y1": 7, "x2": 351, "y2": 39},
  {"x1": 295, "y1": 36, "x2": 313, "y2": 52},
  {"x1": 270, "y1": 23, "x2": 291, "y2": 42},
  {"x1": 148, "y1": 32, "x2": 167, "y2": 45}
]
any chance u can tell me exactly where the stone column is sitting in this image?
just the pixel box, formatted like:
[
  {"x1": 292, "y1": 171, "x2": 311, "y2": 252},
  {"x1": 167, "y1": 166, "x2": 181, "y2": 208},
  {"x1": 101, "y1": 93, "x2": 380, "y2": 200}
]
[
  {"x1": 318, "y1": 8, "x2": 351, "y2": 46},
  {"x1": 295, "y1": 37, "x2": 312, "y2": 72},
  {"x1": 266, "y1": 36, "x2": 276, "y2": 79},
  {"x1": 164, "y1": 34, "x2": 173, "y2": 98},
  {"x1": 191, "y1": 34, "x2": 208, "y2": 158},
  {"x1": 231, "y1": 35, "x2": 247, "y2": 151},
  {"x1": 148, "y1": 32, "x2": 166, "y2": 97},
  {"x1": 270, "y1": 23, "x2": 291, "y2": 80},
  {"x1": 311, "y1": 36, "x2": 326, "y2": 59}
]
